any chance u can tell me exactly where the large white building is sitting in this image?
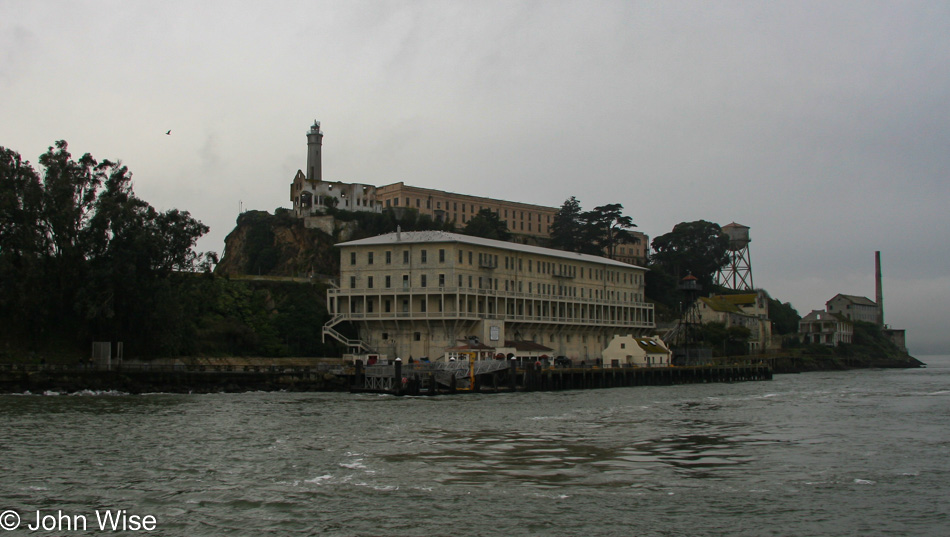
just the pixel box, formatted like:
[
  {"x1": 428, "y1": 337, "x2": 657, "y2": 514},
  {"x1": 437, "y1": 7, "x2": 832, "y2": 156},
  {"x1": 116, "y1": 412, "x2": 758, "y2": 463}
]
[{"x1": 322, "y1": 231, "x2": 655, "y2": 361}]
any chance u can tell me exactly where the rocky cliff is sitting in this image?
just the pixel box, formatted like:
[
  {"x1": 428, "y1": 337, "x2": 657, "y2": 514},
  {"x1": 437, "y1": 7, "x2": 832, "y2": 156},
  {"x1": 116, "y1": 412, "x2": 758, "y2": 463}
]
[{"x1": 215, "y1": 210, "x2": 343, "y2": 278}]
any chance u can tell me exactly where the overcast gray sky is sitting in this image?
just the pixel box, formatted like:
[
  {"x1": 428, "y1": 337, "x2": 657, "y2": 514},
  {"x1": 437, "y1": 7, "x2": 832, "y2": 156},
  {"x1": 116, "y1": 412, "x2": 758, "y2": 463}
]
[{"x1": 2, "y1": 1, "x2": 948, "y2": 354}]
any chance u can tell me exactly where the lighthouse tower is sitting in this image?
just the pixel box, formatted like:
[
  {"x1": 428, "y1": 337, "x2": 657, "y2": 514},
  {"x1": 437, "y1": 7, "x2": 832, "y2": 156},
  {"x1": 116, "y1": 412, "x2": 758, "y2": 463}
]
[{"x1": 306, "y1": 120, "x2": 323, "y2": 182}]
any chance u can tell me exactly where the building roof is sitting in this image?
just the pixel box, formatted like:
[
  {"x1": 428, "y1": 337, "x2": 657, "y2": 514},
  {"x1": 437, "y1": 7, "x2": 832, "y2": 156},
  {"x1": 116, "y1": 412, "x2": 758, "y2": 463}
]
[
  {"x1": 337, "y1": 231, "x2": 647, "y2": 270},
  {"x1": 828, "y1": 294, "x2": 877, "y2": 307},
  {"x1": 801, "y1": 310, "x2": 852, "y2": 324},
  {"x1": 634, "y1": 337, "x2": 670, "y2": 354},
  {"x1": 698, "y1": 296, "x2": 744, "y2": 313},
  {"x1": 504, "y1": 340, "x2": 555, "y2": 352},
  {"x1": 716, "y1": 293, "x2": 759, "y2": 307}
]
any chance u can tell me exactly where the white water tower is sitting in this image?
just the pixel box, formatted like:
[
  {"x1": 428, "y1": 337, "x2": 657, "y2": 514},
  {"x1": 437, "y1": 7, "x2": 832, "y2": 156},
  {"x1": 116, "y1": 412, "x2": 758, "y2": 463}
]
[{"x1": 717, "y1": 222, "x2": 754, "y2": 290}]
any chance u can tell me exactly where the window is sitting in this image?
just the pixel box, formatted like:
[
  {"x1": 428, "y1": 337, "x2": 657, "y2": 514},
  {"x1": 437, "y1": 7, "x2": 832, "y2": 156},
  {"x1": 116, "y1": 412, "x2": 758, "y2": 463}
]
[
  {"x1": 439, "y1": 274, "x2": 445, "y2": 287},
  {"x1": 350, "y1": 252, "x2": 356, "y2": 265},
  {"x1": 414, "y1": 332, "x2": 422, "y2": 341},
  {"x1": 403, "y1": 251, "x2": 409, "y2": 264},
  {"x1": 385, "y1": 276, "x2": 391, "y2": 288},
  {"x1": 439, "y1": 249, "x2": 445, "y2": 262},
  {"x1": 385, "y1": 251, "x2": 392, "y2": 264},
  {"x1": 349, "y1": 276, "x2": 356, "y2": 288},
  {"x1": 421, "y1": 250, "x2": 427, "y2": 263},
  {"x1": 385, "y1": 300, "x2": 391, "y2": 313},
  {"x1": 367, "y1": 252, "x2": 374, "y2": 265},
  {"x1": 402, "y1": 275, "x2": 409, "y2": 289},
  {"x1": 368, "y1": 276, "x2": 374, "y2": 289},
  {"x1": 420, "y1": 300, "x2": 427, "y2": 312},
  {"x1": 421, "y1": 275, "x2": 427, "y2": 288}
]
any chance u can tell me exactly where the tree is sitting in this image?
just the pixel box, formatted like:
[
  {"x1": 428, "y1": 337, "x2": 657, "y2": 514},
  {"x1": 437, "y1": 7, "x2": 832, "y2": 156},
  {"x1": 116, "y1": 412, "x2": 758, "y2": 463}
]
[
  {"x1": 550, "y1": 197, "x2": 639, "y2": 258},
  {"x1": 462, "y1": 208, "x2": 511, "y2": 241},
  {"x1": 650, "y1": 220, "x2": 730, "y2": 292},
  {"x1": 582, "y1": 203, "x2": 639, "y2": 258},
  {"x1": 0, "y1": 147, "x2": 44, "y2": 258},
  {"x1": 0, "y1": 141, "x2": 213, "y2": 356},
  {"x1": 767, "y1": 296, "x2": 801, "y2": 335},
  {"x1": 550, "y1": 196, "x2": 586, "y2": 252}
]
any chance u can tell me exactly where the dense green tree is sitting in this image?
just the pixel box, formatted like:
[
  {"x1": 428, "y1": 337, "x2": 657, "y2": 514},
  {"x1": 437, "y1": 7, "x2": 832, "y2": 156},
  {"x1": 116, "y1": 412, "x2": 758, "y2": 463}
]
[
  {"x1": 650, "y1": 220, "x2": 730, "y2": 292},
  {"x1": 461, "y1": 208, "x2": 511, "y2": 241},
  {"x1": 550, "y1": 196, "x2": 586, "y2": 252},
  {"x1": 582, "y1": 203, "x2": 639, "y2": 258},
  {"x1": 767, "y1": 296, "x2": 801, "y2": 335},
  {"x1": 549, "y1": 197, "x2": 638, "y2": 258},
  {"x1": 0, "y1": 141, "x2": 212, "y2": 357}
]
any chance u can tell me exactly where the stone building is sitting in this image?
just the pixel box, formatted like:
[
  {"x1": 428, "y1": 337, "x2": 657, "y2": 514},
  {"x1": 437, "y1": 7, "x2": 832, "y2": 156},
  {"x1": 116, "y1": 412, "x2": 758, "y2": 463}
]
[
  {"x1": 826, "y1": 294, "x2": 878, "y2": 324},
  {"x1": 375, "y1": 182, "x2": 557, "y2": 241},
  {"x1": 288, "y1": 121, "x2": 647, "y2": 264},
  {"x1": 322, "y1": 230, "x2": 655, "y2": 361},
  {"x1": 799, "y1": 310, "x2": 853, "y2": 346},
  {"x1": 290, "y1": 121, "x2": 381, "y2": 217},
  {"x1": 688, "y1": 291, "x2": 773, "y2": 353}
]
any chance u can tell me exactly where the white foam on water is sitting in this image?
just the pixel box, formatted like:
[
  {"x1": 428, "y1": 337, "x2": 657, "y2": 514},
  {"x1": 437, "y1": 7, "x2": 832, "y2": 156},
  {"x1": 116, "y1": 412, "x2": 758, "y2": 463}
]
[
  {"x1": 854, "y1": 478, "x2": 876, "y2": 485},
  {"x1": 304, "y1": 474, "x2": 334, "y2": 484}
]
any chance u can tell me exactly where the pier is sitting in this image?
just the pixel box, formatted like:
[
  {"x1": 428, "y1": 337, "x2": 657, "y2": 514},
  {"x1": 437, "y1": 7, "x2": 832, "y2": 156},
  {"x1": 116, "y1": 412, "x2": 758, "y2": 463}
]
[{"x1": 351, "y1": 359, "x2": 772, "y2": 396}]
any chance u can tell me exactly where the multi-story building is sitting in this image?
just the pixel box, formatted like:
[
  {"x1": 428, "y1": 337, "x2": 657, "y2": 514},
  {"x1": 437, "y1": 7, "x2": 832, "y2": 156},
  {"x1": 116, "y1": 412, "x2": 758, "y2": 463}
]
[
  {"x1": 826, "y1": 294, "x2": 878, "y2": 324},
  {"x1": 322, "y1": 230, "x2": 655, "y2": 361},
  {"x1": 688, "y1": 291, "x2": 773, "y2": 353},
  {"x1": 289, "y1": 121, "x2": 648, "y2": 264},
  {"x1": 375, "y1": 182, "x2": 557, "y2": 240},
  {"x1": 799, "y1": 310, "x2": 853, "y2": 346}
]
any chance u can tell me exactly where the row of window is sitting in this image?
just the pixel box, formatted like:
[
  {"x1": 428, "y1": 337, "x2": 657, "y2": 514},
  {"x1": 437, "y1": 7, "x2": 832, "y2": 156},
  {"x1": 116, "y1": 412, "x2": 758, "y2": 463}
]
[
  {"x1": 383, "y1": 197, "x2": 551, "y2": 222},
  {"x1": 349, "y1": 248, "x2": 642, "y2": 285}
]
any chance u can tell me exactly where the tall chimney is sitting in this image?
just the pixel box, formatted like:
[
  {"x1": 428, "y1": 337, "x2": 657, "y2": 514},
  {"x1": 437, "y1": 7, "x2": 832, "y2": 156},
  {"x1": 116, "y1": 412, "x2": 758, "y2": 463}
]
[{"x1": 875, "y1": 251, "x2": 884, "y2": 327}]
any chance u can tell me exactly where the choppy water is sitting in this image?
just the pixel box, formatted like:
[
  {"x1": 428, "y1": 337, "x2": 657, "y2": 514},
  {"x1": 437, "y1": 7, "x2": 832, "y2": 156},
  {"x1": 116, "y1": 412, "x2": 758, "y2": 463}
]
[{"x1": 1, "y1": 356, "x2": 948, "y2": 536}]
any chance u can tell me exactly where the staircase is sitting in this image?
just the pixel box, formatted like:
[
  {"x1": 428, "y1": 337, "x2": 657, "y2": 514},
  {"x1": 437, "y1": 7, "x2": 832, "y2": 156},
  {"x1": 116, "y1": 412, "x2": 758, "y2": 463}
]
[{"x1": 321, "y1": 324, "x2": 375, "y2": 354}]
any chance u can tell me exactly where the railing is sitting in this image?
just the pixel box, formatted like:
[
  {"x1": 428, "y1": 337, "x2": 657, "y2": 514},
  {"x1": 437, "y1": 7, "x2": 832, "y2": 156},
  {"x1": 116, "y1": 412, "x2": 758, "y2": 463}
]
[
  {"x1": 322, "y1": 325, "x2": 375, "y2": 353},
  {"x1": 328, "y1": 286, "x2": 652, "y2": 308},
  {"x1": 332, "y1": 310, "x2": 654, "y2": 328}
]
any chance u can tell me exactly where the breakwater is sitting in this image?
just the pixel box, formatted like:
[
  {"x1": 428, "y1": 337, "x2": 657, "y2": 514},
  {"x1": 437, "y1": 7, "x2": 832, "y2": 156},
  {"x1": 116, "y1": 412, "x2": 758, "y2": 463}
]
[
  {"x1": 0, "y1": 363, "x2": 347, "y2": 394},
  {"x1": 1, "y1": 351, "x2": 923, "y2": 394}
]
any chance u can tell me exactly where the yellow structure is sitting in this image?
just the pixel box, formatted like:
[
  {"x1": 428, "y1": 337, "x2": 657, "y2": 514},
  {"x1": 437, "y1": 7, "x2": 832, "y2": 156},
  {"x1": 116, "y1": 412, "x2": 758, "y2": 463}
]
[
  {"x1": 689, "y1": 291, "x2": 773, "y2": 353},
  {"x1": 323, "y1": 230, "x2": 655, "y2": 361}
]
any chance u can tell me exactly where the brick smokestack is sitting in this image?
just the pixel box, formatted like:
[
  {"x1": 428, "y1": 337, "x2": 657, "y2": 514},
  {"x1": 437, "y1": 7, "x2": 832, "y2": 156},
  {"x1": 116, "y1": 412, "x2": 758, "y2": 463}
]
[{"x1": 875, "y1": 251, "x2": 884, "y2": 327}]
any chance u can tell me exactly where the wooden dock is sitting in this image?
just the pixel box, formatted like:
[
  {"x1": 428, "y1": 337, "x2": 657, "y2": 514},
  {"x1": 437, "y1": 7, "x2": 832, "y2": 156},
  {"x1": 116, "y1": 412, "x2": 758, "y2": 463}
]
[{"x1": 351, "y1": 360, "x2": 772, "y2": 396}]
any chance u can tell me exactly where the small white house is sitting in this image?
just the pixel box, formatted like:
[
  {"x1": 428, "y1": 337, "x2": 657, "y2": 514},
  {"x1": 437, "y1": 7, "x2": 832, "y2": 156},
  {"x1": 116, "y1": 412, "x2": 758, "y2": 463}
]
[{"x1": 602, "y1": 335, "x2": 672, "y2": 368}]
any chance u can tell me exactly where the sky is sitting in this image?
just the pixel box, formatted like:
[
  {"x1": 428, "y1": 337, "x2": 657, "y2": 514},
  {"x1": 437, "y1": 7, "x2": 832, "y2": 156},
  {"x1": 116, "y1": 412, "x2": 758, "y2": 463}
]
[{"x1": 2, "y1": 1, "x2": 948, "y2": 354}]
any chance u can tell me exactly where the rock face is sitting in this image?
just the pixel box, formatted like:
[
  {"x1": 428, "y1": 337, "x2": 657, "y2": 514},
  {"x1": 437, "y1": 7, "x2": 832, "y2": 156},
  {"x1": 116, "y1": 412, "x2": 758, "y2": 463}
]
[{"x1": 215, "y1": 210, "x2": 341, "y2": 278}]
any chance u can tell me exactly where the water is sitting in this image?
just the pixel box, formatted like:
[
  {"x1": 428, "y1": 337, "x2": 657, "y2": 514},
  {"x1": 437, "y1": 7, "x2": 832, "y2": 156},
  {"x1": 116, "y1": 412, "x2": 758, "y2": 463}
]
[{"x1": 1, "y1": 357, "x2": 948, "y2": 536}]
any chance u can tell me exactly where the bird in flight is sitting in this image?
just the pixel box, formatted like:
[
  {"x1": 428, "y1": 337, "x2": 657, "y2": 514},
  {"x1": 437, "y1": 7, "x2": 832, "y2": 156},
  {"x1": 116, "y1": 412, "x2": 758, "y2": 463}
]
[{"x1": 165, "y1": 130, "x2": 171, "y2": 135}]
